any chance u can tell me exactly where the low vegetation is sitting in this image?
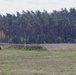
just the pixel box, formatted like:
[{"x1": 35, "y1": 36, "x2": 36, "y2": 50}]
[
  {"x1": 0, "y1": 43, "x2": 46, "y2": 50},
  {"x1": 0, "y1": 43, "x2": 76, "y2": 75}
]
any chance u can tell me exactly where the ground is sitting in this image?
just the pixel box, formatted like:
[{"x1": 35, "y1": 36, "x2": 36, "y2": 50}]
[{"x1": 0, "y1": 44, "x2": 76, "y2": 75}]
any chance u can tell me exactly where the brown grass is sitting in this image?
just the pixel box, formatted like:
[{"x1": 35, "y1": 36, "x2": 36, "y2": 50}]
[{"x1": 0, "y1": 43, "x2": 76, "y2": 75}]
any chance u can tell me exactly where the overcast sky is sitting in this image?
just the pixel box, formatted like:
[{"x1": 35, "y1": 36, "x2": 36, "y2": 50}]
[{"x1": 0, "y1": 0, "x2": 76, "y2": 15}]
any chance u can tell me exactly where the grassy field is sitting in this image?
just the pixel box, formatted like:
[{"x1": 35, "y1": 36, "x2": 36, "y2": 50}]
[{"x1": 0, "y1": 44, "x2": 76, "y2": 75}]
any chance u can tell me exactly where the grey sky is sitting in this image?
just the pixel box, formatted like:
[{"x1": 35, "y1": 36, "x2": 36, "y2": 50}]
[{"x1": 0, "y1": 0, "x2": 76, "y2": 15}]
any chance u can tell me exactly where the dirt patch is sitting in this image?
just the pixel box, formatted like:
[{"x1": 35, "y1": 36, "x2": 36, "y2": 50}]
[
  {"x1": 6, "y1": 44, "x2": 47, "y2": 51},
  {"x1": 1, "y1": 43, "x2": 76, "y2": 51},
  {"x1": 41, "y1": 44, "x2": 76, "y2": 51}
]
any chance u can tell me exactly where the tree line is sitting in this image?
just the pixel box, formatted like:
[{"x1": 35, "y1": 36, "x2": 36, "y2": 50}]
[{"x1": 0, "y1": 8, "x2": 76, "y2": 44}]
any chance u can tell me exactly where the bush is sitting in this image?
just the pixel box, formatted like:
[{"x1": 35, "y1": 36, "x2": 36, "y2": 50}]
[{"x1": 56, "y1": 36, "x2": 63, "y2": 43}]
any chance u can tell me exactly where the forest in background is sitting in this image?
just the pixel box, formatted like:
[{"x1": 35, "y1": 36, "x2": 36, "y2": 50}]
[{"x1": 0, "y1": 8, "x2": 76, "y2": 44}]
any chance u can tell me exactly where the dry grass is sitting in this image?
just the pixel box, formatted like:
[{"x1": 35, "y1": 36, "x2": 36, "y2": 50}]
[{"x1": 0, "y1": 43, "x2": 76, "y2": 75}]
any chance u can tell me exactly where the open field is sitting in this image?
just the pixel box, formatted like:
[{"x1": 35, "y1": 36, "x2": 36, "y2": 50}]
[{"x1": 0, "y1": 44, "x2": 76, "y2": 75}]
